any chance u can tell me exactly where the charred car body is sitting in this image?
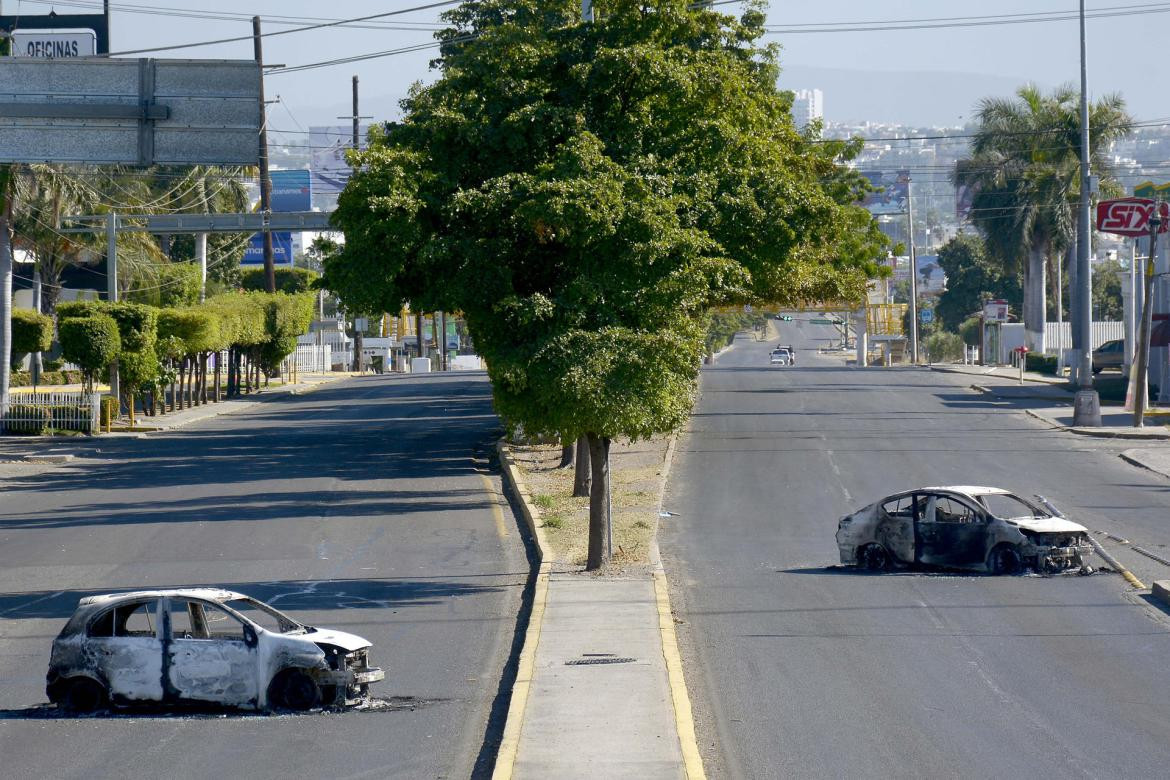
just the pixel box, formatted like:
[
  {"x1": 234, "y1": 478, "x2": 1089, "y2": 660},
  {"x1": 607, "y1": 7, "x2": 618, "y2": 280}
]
[
  {"x1": 836, "y1": 486, "x2": 1093, "y2": 574},
  {"x1": 46, "y1": 588, "x2": 384, "y2": 713}
]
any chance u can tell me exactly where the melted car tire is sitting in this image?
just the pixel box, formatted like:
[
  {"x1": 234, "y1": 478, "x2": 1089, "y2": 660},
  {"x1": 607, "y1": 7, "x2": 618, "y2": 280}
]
[
  {"x1": 860, "y1": 544, "x2": 891, "y2": 571},
  {"x1": 269, "y1": 669, "x2": 322, "y2": 712},
  {"x1": 61, "y1": 677, "x2": 108, "y2": 713},
  {"x1": 988, "y1": 544, "x2": 1023, "y2": 575}
]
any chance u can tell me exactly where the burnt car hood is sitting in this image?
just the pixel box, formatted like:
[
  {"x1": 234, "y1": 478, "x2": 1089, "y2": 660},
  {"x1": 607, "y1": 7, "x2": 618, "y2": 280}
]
[
  {"x1": 1005, "y1": 516, "x2": 1087, "y2": 534},
  {"x1": 298, "y1": 628, "x2": 372, "y2": 653}
]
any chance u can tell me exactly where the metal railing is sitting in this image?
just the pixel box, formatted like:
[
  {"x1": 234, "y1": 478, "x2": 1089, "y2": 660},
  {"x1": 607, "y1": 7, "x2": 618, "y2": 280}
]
[{"x1": 1, "y1": 391, "x2": 100, "y2": 435}]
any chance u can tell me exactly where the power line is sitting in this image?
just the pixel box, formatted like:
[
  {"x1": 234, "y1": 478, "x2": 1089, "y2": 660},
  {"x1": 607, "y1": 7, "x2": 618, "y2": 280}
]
[
  {"x1": 763, "y1": 2, "x2": 1170, "y2": 34},
  {"x1": 87, "y1": 1, "x2": 463, "y2": 57}
]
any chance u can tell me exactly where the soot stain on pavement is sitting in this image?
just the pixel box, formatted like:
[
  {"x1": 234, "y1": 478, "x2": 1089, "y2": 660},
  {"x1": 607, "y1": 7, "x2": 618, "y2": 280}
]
[{"x1": 0, "y1": 695, "x2": 447, "y2": 721}]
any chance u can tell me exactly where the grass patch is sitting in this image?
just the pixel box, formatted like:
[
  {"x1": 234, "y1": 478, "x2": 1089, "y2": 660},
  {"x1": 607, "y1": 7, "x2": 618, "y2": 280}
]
[
  {"x1": 542, "y1": 515, "x2": 564, "y2": 529},
  {"x1": 532, "y1": 493, "x2": 556, "y2": 511}
]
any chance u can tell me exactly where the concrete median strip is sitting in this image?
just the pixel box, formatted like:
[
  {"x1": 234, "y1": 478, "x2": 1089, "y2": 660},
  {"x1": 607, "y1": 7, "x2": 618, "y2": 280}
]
[{"x1": 494, "y1": 438, "x2": 706, "y2": 779}]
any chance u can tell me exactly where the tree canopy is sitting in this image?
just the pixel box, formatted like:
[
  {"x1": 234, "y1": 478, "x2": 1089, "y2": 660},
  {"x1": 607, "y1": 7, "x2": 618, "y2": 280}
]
[
  {"x1": 321, "y1": 0, "x2": 889, "y2": 567},
  {"x1": 955, "y1": 84, "x2": 1132, "y2": 349}
]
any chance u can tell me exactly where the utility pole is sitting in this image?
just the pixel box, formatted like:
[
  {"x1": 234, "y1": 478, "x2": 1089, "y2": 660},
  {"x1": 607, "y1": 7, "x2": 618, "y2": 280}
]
[
  {"x1": 1133, "y1": 209, "x2": 1159, "y2": 427},
  {"x1": 1072, "y1": 0, "x2": 1101, "y2": 425},
  {"x1": 906, "y1": 179, "x2": 919, "y2": 363},
  {"x1": 196, "y1": 232, "x2": 208, "y2": 302},
  {"x1": 253, "y1": 16, "x2": 276, "y2": 294},
  {"x1": 350, "y1": 76, "x2": 363, "y2": 372},
  {"x1": 106, "y1": 211, "x2": 120, "y2": 403}
]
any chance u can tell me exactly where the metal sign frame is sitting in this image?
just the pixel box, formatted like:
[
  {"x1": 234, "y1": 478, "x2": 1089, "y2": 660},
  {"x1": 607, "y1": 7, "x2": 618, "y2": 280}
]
[
  {"x1": 59, "y1": 211, "x2": 334, "y2": 234},
  {"x1": 1, "y1": 12, "x2": 110, "y2": 54},
  {"x1": 0, "y1": 58, "x2": 262, "y2": 166}
]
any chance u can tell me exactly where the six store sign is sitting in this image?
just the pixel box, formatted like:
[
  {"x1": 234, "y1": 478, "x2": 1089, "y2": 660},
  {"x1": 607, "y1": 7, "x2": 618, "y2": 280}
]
[
  {"x1": 9, "y1": 29, "x2": 96, "y2": 58},
  {"x1": 1095, "y1": 197, "x2": 1170, "y2": 237}
]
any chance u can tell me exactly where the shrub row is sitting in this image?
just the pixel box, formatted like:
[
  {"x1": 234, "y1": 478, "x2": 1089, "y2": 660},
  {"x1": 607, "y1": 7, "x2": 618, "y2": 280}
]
[{"x1": 10, "y1": 370, "x2": 85, "y2": 387}]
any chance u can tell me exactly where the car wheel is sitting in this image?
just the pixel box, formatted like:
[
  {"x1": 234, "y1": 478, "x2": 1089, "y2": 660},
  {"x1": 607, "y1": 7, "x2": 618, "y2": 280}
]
[
  {"x1": 988, "y1": 544, "x2": 1023, "y2": 575},
  {"x1": 60, "y1": 677, "x2": 108, "y2": 713},
  {"x1": 269, "y1": 669, "x2": 322, "y2": 712},
  {"x1": 859, "y1": 543, "x2": 891, "y2": 571}
]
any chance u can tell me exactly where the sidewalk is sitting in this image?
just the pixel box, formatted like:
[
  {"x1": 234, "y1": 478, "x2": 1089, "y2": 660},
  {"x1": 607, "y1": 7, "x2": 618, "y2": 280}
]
[
  {"x1": 495, "y1": 440, "x2": 702, "y2": 780},
  {"x1": 0, "y1": 371, "x2": 356, "y2": 453},
  {"x1": 930, "y1": 363, "x2": 1170, "y2": 441}
]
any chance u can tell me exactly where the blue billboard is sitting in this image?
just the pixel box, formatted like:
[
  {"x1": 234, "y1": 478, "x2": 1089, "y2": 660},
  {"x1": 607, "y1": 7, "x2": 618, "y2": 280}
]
[
  {"x1": 269, "y1": 169, "x2": 312, "y2": 212},
  {"x1": 241, "y1": 232, "x2": 294, "y2": 266}
]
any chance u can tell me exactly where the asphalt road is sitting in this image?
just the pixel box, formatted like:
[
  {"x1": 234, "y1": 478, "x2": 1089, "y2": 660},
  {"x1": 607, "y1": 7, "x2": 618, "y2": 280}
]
[
  {"x1": 662, "y1": 321, "x2": 1170, "y2": 779},
  {"x1": 0, "y1": 372, "x2": 529, "y2": 780}
]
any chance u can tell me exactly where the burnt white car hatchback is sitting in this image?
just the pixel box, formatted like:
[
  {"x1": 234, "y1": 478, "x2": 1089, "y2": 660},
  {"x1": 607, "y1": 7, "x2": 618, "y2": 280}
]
[
  {"x1": 836, "y1": 486, "x2": 1093, "y2": 574},
  {"x1": 46, "y1": 588, "x2": 384, "y2": 713}
]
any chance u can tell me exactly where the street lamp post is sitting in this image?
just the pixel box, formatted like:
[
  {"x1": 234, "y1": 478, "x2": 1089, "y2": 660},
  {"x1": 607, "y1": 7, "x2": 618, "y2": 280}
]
[{"x1": 1072, "y1": 0, "x2": 1102, "y2": 425}]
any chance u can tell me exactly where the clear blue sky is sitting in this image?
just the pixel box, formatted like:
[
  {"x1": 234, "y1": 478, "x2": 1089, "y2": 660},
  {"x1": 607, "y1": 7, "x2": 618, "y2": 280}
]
[{"x1": 6, "y1": 1, "x2": 1166, "y2": 127}]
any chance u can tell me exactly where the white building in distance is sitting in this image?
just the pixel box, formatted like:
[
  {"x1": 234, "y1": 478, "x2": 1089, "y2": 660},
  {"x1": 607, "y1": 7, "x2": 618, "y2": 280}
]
[{"x1": 792, "y1": 89, "x2": 824, "y2": 130}]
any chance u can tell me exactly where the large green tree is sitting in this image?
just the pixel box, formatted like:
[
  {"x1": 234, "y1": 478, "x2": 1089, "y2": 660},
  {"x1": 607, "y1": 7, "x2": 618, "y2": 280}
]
[
  {"x1": 934, "y1": 232, "x2": 1022, "y2": 333},
  {"x1": 322, "y1": 0, "x2": 887, "y2": 568},
  {"x1": 955, "y1": 84, "x2": 1132, "y2": 352}
]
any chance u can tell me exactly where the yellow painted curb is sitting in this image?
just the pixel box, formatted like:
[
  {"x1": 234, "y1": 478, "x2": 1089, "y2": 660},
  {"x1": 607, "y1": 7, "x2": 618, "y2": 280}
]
[
  {"x1": 654, "y1": 570, "x2": 707, "y2": 780},
  {"x1": 492, "y1": 441, "x2": 552, "y2": 780}
]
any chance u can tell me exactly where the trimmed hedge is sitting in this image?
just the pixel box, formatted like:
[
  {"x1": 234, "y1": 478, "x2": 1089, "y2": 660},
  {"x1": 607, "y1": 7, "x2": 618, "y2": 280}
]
[
  {"x1": 12, "y1": 308, "x2": 54, "y2": 355},
  {"x1": 59, "y1": 314, "x2": 121, "y2": 388},
  {"x1": 10, "y1": 370, "x2": 85, "y2": 387},
  {"x1": 1025, "y1": 353, "x2": 1060, "y2": 375},
  {"x1": 240, "y1": 266, "x2": 319, "y2": 294}
]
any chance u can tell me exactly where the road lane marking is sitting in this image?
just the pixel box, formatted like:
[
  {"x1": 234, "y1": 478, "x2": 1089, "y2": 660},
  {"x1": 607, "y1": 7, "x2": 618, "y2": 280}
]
[{"x1": 480, "y1": 473, "x2": 510, "y2": 539}]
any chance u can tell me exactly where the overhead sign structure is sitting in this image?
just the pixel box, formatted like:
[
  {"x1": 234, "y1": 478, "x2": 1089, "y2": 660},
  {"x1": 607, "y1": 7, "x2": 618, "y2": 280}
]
[
  {"x1": 270, "y1": 170, "x2": 313, "y2": 212},
  {"x1": 858, "y1": 169, "x2": 910, "y2": 216},
  {"x1": 242, "y1": 232, "x2": 294, "y2": 266},
  {"x1": 0, "y1": 58, "x2": 262, "y2": 166},
  {"x1": 309, "y1": 124, "x2": 370, "y2": 198},
  {"x1": 1096, "y1": 197, "x2": 1170, "y2": 237},
  {"x1": 10, "y1": 28, "x2": 97, "y2": 58},
  {"x1": 1, "y1": 11, "x2": 110, "y2": 54},
  {"x1": 58, "y1": 211, "x2": 333, "y2": 235}
]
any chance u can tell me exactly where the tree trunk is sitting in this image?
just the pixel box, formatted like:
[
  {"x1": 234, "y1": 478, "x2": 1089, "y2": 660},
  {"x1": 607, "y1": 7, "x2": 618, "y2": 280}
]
[
  {"x1": 214, "y1": 352, "x2": 221, "y2": 402},
  {"x1": 557, "y1": 438, "x2": 575, "y2": 469},
  {"x1": 572, "y1": 435, "x2": 591, "y2": 497},
  {"x1": 1023, "y1": 243, "x2": 1047, "y2": 352},
  {"x1": 585, "y1": 433, "x2": 611, "y2": 571}
]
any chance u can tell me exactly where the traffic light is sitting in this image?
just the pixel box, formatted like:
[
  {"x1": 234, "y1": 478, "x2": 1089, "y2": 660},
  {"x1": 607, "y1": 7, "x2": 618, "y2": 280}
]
[{"x1": 782, "y1": 315, "x2": 793, "y2": 321}]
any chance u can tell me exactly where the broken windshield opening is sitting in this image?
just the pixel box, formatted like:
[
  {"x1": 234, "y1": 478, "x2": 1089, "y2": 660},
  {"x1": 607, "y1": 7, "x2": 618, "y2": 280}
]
[
  {"x1": 977, "y1": 493, "x2": 1050, "y2": 520},
  {"x1": 225, "y1": 598, "x2": 305, "y2": 634}
]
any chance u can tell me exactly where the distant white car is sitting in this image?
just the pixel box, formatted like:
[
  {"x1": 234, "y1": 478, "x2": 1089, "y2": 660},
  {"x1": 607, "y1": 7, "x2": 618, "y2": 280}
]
[
  {"x1": 836, "y1": 486, "x2": 1093, "y2": 574},
  {"x1": 770, "y1": 347, "x2": 794, "y2": 366},
  {"x1": 46, "y1": 588, "x2": 384, "y2": 713}
]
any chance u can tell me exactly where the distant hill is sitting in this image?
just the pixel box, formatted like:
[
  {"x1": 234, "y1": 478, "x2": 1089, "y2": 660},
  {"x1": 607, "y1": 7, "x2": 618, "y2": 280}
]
[{"x1": 779, "y1": 64, "x2": 1046, "y2": 127}]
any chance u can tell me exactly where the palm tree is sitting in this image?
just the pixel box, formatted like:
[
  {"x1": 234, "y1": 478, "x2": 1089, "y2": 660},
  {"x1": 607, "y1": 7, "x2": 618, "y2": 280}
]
[{"x1": 955, "y1": 84, "x2": 1132, "y2": 352}]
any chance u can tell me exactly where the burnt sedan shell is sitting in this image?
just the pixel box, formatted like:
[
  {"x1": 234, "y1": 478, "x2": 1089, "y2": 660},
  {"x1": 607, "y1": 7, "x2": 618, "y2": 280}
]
[
  {"x1": 46, "y1": 588, "x2": 385, "y2": 712},
  {"x1": 836, "y1": 486, "x2": 1092, "y2": 574}
]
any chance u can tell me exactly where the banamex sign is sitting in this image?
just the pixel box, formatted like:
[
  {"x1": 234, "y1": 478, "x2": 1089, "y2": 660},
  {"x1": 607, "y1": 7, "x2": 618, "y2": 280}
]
[{"x1": 1095, "y1": 197, "x2": 1170, "y2": 237}]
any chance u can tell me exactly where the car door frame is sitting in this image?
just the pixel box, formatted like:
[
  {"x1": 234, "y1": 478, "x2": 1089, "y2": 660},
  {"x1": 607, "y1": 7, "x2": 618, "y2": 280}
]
[
  {"x1": 162, "y1": 597, "x2": 262, "y2": 708},
  {"x1": 87, "y1": 598, "x2": 165, "y2": 703},
  {"x1": 915, "y1": 492, "x2": 991, "y2": 568}
]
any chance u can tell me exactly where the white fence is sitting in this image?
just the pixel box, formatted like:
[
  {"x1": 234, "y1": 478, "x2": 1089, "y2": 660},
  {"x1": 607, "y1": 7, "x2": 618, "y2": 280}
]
[
  {"x1": 997, "y1": 322, "x2": 1126, "y2": 364},
  {"x1": 1, "y1": 391, "x2": 100, "y2": 435},
  {"x1": 293, "y1": 345, "x2": 332, "y2": 373}
]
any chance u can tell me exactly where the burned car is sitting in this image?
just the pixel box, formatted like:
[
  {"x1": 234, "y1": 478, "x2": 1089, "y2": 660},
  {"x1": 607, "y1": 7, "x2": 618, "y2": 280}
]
[
  {"x1": 46, "y1": 588, "x2": 384, "y2": 713},
  {"x1": 836, "y1": 486, "x2": 1093, "y2": 574}
]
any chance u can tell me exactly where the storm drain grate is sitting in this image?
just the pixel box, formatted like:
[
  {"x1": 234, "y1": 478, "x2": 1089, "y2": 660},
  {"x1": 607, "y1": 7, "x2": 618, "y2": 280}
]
[{"x1": 566, "y1": 656, "x2": 636, "y2": 666}]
